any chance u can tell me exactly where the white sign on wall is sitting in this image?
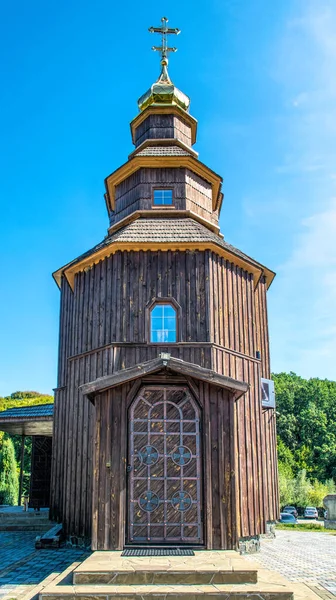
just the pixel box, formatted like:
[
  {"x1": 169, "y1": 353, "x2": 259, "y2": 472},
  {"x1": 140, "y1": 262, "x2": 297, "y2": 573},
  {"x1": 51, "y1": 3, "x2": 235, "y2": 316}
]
[{"x1": 261, "y1": 378, "x2": 275, "y2": 409}]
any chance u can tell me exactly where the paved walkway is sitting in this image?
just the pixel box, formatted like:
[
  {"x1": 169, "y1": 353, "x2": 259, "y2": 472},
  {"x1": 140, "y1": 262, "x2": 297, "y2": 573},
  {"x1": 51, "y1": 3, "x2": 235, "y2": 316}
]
[
  {"x1": 1, "y1": 529, "x2": 336, "y2": 599},
  {"x1": 247, "y1": 529, "x2": 336, "y2": 599},
  {"x1": 0, "y1": 532, "x2": 90, "y2": 599}
]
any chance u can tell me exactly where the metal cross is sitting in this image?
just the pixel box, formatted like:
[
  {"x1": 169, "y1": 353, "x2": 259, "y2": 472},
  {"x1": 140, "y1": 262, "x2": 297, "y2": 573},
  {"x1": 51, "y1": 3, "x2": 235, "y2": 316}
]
[
  {"x1": 149, "y1": 17, "x2": 180, "y2": 80},
  {"x1": 172, "y1": 446, "x2": 191, "y2": 466}
]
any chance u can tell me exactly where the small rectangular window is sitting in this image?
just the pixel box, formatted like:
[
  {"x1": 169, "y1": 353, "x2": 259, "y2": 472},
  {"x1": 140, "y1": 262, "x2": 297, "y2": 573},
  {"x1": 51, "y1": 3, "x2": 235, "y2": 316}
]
[{"x1": 153, "y1": 189, "x2": 173, "y2": 206}]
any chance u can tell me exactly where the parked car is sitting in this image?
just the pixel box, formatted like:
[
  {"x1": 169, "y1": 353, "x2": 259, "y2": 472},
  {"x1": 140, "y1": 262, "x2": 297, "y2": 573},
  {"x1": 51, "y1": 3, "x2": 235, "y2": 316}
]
[
  {"x1": 283, "y1": 505, "x2": 298, "y2": 518},
  {"x1": 304, "y1": 506, "x2": 318, "y2": 519},
  {"x1": 324, "y1": 509, "x2": 328, "y2": 520},
  {"x1": 280, "y1": 512, "x2": 298, "y2": 524}
]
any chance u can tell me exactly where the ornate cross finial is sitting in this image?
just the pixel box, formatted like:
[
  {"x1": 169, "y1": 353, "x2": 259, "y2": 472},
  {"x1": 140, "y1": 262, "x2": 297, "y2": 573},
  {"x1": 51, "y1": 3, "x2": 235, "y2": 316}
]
[{"x1": 149, "y1": 17, "x2": 180, "y2": 83}]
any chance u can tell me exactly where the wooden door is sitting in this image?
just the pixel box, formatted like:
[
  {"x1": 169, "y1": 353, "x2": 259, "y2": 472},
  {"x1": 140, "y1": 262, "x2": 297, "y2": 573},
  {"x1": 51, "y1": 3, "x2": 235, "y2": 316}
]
[
  {"x1": 29, "y1": 436, "x2": 52, "y2": 509},
  {"x1": 128, "y1": 385, "x2": 203, "y2": 544}
]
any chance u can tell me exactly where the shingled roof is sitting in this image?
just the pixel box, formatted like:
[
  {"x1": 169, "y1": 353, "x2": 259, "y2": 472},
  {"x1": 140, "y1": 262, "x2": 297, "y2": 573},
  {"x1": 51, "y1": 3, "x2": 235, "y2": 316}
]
[
  {"x1": 61, "y1": 218, "x2": 267, "y2": 270},
  {"x1": 134, "y1": 145, "x2": 191, "y2": 157},
  {"x1": 0, "y1": 404, "x2": 54, "y2": 419},
  {"x1": 53, "y1": 217, "x2": 275, "y2": 289},
  {"x1": 0, "y1": 403, "x2": 54, "y2": 436}
]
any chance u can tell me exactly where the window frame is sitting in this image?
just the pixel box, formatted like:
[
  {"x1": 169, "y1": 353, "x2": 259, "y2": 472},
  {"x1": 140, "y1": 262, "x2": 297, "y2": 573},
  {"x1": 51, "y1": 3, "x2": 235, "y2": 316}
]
[
  {"x1": 152, "y1": 187, "x2": 174, "y2": 208},
  {"x1": 147, "y1": 298, "x2": 181, "y2": 344}
]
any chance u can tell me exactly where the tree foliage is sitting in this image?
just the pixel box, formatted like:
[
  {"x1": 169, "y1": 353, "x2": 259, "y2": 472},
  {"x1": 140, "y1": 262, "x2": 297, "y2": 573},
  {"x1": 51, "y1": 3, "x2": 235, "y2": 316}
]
[
  {"x1": 0, "y1": 391, "x2": 53, "y2": 501},
  {"x1": 0, "y1": 435, "x2": 19, "y2": 505},
  {"x1": 274, "y1": 372, "x2": 336, "y2": 482},
  {"x1": 0, "y1": 393, "x2": 53, "y2": 413},
  {"x1": 279, "y1": 468, "x2": 335, "y2": 509},
  {"x1": 274, "y1": 372, "x2": 336, "y2": 508}
]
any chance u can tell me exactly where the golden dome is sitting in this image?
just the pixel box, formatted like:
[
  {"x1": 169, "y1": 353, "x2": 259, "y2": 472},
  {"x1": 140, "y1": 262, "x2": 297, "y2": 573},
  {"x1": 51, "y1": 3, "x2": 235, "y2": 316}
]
[
  {"x1": 138, "y1": 17, "x2": 190, "y2": 113},
  {"x1": 137, "y1": 63, "x2": 190, "y2": 113}
]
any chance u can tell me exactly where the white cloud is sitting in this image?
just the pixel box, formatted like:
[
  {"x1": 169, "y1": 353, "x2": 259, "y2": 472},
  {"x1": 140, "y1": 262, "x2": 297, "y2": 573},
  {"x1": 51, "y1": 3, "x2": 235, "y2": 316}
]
[
  {"x1": 288, "y1": 200, "x2": 336, "y2": 268},
  {"x1": 269, "y1": 1, "x2": 336, "y2": 379}
]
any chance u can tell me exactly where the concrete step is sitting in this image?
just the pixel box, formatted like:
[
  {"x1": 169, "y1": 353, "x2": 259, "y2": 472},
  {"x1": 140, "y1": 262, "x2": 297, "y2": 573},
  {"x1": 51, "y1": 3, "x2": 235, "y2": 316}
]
[
  {"x1": 74, "y1": 568, "x2": 258, "y2": 586},
  {"x1": 0, "y1": 512, "x2": 50, "y2": 519},
  {"x1": 0, "y1": 517, "x2": 50, "y2": 522},
  {"x1": 0, "y1": 524, "x2": 51, "y2": 531},
  {"x1": 73, "y1": 550, "x2": 258, "y2": 586},
  {"x1": 40, "y1": 551, "x2": 295, "y2": 600},
  {"x1": 0, "y1": 511, "x2": 51, "y2": 531},
  {"x1": 40, "y1": 582, "x2": 294, "y2": 599}
]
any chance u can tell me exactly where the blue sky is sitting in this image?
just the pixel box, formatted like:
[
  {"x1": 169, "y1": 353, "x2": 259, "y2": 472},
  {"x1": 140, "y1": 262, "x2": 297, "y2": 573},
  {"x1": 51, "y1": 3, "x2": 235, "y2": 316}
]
[{"x1": 0, "y1": 0, "x2": 335, "y2": 396}]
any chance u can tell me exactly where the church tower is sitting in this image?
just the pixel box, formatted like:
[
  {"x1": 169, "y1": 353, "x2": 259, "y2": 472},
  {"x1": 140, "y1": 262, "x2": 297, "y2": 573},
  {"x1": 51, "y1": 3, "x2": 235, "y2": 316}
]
[{"x1": 51, "y1": 18, "x2": 279, "y2": 551}]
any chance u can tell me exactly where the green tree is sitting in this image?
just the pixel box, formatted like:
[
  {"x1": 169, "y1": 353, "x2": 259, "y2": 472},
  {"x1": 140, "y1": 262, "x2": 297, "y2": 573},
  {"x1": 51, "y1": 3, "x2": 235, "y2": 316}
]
[
  {"x1": 308, "y1": 480, "x2": 330, "y2": 508},
  {"x1": 0, "y1": 390, "x2": 53, "y2": 499},
  {"x1": 278, "y1": 462, "x2": 295, "y2": 506},
  {"x1": 0, "y1": 436, "x2": 19, "y2": 505},
  {"x1": 274, "y1": 372, "x2": 336, "y2": 483},
  {"x1": 293, "y1": 469, "x2": 312, "y2": 508}
]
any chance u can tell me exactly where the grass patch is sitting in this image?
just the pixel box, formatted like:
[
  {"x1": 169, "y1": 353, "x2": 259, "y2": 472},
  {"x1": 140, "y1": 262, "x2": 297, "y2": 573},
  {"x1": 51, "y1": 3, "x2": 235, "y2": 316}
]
[{"x1": 276, "y1": 523, "x2": 326, "y2": 532}]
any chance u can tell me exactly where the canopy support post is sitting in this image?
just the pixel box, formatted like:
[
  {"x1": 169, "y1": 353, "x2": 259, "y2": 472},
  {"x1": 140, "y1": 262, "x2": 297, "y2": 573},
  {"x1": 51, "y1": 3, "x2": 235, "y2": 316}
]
[{"x1": 18, "y1": 434, "x2": 25, "y2": 506}]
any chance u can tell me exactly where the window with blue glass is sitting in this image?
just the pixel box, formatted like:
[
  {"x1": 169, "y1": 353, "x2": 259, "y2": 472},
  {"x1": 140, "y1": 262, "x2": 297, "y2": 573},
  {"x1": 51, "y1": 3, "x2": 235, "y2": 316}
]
[
  {"x1": 150, "y1": 304, "x2": 177, "y2": 343},
  {"x1": 153, "y1": 189, "x2": 173, "y2": 206}
]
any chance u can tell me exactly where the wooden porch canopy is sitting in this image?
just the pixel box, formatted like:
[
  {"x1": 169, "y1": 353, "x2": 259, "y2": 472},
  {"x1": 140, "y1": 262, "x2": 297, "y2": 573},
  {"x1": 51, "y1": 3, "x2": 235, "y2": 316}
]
[
  {"x1": 0, "y1": 404, "x2": 54, "y2": 436},
  {"x1": 80, "y1": 355, "x2": 249, "y2": 401}
]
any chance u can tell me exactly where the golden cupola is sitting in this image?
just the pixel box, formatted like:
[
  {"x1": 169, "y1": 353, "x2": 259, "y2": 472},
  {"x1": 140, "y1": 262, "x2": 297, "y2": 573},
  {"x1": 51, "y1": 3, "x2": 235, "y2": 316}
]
[{"x1": 137, "y1": 17, "x2": 190, "y2": 113}]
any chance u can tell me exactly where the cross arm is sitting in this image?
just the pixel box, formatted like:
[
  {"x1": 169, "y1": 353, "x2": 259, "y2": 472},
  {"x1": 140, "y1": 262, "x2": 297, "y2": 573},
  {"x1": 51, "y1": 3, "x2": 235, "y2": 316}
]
[
  {"x1": 149, "y1": 27, "x2": 180, "y2": 35},
  {"x1": 152, "y1": 46, "x2": 178, "y2": 53}
]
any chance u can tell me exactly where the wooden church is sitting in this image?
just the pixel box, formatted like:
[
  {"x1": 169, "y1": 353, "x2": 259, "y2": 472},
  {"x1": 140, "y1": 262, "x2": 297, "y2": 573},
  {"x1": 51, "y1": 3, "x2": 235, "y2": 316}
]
[{"x1": 50, "y1": 18, "x2": 279, "y2": 551}]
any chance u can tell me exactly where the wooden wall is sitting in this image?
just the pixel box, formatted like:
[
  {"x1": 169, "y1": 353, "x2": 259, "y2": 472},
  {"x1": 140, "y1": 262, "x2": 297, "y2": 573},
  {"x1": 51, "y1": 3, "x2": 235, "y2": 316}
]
[
  {"x1": 185, "y1": 170, "x2": 215, "y2": 224},
  {"x1": 207, "y1": 255, "x2": 279, "y2": 526},
  {"x1": 255, "y1": 278, "x2": 279, "y2": 522},
  {"x1": 50, "y1": 248, "x2": 279, "y2": 543},
  {"x1": 134, "y1": 114, "x2": 192, "y2": 148},
  {"x1": 110, "y1": 169, "x2": 218, "y2": 226},
  {"x1": 68, "y1": 249, "x2": 209, "y2": 356}
]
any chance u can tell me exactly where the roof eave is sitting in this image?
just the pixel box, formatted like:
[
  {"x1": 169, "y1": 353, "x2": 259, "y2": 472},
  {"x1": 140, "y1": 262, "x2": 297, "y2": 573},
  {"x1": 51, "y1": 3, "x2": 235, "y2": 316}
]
[
  {"x1": 80, "y1": 356, "x2": 249, "y2": 401},
  {"x1": 104, "y1": 155, "x2": 223, "y2": 214},
  {"x1": 53, "y1": 236, "x2": 275, "y2": 292}
]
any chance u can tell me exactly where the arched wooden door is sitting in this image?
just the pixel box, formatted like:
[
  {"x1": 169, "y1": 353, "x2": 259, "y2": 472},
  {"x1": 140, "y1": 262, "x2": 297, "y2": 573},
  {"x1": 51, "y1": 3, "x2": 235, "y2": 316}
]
[{"x1": 128, "y1": 385, "x2": 203, "y2": 545}]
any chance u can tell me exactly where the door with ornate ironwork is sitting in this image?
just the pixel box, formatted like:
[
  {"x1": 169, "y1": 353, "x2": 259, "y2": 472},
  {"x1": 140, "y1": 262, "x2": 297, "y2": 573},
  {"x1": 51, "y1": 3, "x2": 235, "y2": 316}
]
[{"x1": 128, "y1": 385, "x2": 203, "y2": 544}]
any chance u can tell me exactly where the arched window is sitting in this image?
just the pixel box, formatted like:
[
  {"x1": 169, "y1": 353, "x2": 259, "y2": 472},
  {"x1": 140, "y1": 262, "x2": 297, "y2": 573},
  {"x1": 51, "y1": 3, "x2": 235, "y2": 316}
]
[{"x1": 150, "y1": 303, "x2": 177, "y2": 343}]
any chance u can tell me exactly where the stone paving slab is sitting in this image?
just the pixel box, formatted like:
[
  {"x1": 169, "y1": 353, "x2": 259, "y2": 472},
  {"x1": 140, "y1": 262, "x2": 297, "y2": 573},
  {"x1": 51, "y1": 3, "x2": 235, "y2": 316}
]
[
  {"x1": 40, "y1": 581, "x2": 294, "y2": 600},
  {"x1": 74, "y1": 550, "x2": 258, "y2": 585},
  {"x1": 246, "y1": 529, "x2": 336, "y2": 599},
  {"x1": 0, "y1": 531, "x2": 90, "y2": 600}
]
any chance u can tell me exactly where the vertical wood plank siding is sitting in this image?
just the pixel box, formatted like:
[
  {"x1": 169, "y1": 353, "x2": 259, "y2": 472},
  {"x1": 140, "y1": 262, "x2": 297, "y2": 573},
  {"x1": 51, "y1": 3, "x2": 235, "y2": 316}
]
[
  {"x1": 51, "y1": 249, "x2": 278, "y2": 543},
  {"x1": 134, "y1": 114, "x2": 192, "y2": 148},
  {"x1": 255, "y1": 278, "x2": 279, "y2": 522},
  {"x1": 110, "y1": 168, "x2": 218, "y2": 227}
]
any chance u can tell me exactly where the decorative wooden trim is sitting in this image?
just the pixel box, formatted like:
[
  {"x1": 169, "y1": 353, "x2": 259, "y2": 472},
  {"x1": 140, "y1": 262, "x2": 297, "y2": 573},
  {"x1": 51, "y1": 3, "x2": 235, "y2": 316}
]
[
  {"x1": 184, "y1": 376, "x2": 200, "y2": 401},
  {"x1": 67, "y1": 342, "x2": 263, "y2": 365},
  {"x1": 126, "y1": 379, "x2": 143, "y2": 408},
  {"x1": 53, "y1": 241, "x2": 275, "y2": 291},
  {"x1": 104, "y1": 155, "x2": 222, "y2": 213},
  {"x1": 146, "y1": 296, "x2": 182, "y2": 344},
  {"x1": 79, "y1": 356, "x2": 249, "y2": 400},
  {"x1": 130, "y1": 104, "x2": 198, "y2": 146},
  {"x1": 107, "y1": 210, "x2": 221, "y2": 235}
]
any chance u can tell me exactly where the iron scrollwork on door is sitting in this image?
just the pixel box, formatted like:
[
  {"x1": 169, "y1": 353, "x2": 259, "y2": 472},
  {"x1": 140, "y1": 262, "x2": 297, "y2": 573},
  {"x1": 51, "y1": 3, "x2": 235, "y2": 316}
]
[{"x1": 128, "y1": 385, "x2": 203, "y2": 544}]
